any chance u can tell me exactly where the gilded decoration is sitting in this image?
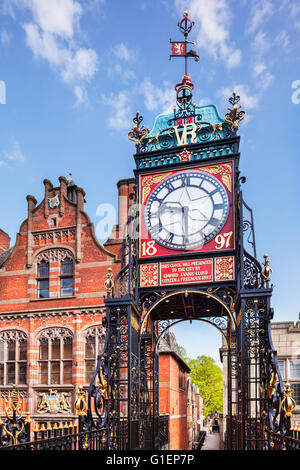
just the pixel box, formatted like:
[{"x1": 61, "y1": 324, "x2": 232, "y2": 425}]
[
  {"x1": 178, "y1": 148, "x2": 192, "y2": 161},
  {"x1": 201, "y1": 163, "x2": 232, "y2": 193},
  {"x1": 37, "y1": 389, "x2": 71, "y2": 414},
  {"x1": 215, "y1": 256, "x2": 235, "y2": 281},
  {"x1": 140, "y1": 263, "x2": 159, "y2": 287},
  {"x1": 141, "y1": 173, "x2": 172, "y2": 204}
]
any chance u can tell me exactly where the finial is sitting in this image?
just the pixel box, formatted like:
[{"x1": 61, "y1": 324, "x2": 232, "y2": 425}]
[
  {"x1": 280, "y1": 383, "x2": 296, "y2": 418},
  {"x1": 128, "y1": 112, "x2": 149, "y2": 151},
  {"x1": 74, "y1": 386, "x2": 87, "y2": 416},
  {"x1": 224, "y1": 92, "x2": 246, "y2": 133},
  {"x1": 261, "y1": 253, "x2": 272, "y2": 285},
  {"x1": 178, "y1": 11, "x2": 194, "y2": 37},
  {"x1": 104, "y1": 267, "x2": 114, "y2": 297},
  {"x1": 169, "y1": 12, "x2": 199, "y2": 76}
]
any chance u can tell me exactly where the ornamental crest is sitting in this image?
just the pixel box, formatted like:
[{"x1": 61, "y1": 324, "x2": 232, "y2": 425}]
[
  {"x1": 37, "y1": 389, "x2": 71, "y2": 414},
  {"x1": 48, "y1": 194, "x2": 60, "y2": 209}
]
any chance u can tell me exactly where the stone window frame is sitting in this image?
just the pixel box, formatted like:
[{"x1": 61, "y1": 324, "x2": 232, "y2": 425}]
[
  {"x1": 0, "y1": 330, "x2": 28, "y2": 386},
  {"x1": 83, "y1": 325, "x2": 106, "y2": 385},
  {"x1": 38, "y1": 327, "x2": 73, "y2": 385},
  {"x1": 35, "y1": 248, "x2": 75, "y2": 299}
]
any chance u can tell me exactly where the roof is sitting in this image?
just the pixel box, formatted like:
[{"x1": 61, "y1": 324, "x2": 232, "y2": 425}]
[
  {"x1": 159, "y1": 330, "x2": 190, "y2": 372},
  {"x1": 0, "y1": 247, "x2": 14, "y2": 268}
]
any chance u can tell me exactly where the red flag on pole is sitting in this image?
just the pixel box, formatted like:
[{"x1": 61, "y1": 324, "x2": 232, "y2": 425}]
[{"x1": 171, "y1": 42, "x2": 186, "y2": 56}]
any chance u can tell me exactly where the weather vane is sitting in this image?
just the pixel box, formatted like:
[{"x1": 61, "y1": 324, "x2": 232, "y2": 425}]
[{"x1": 169, "y1": 11, "x2": 199, "y2": 76}]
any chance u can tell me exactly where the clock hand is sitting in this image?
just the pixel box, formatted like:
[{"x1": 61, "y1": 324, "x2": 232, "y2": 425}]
[
  {"x1": 188, "y1": 208, "x2": 209, "y2": 222},
  {"x1": 160, "y1": 202, "x2": 183, "y2": 212},
  {"x1": 183, "y1": 206, "x2": 190, "y2": 236}
]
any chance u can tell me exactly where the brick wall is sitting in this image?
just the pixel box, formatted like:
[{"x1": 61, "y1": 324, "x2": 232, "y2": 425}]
[{"x1": 159, "y1": 352, "x2": 189, "y2": 450}]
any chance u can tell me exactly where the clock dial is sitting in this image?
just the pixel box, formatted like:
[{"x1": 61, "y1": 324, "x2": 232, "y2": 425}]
[{"x1": 144, "y1": 170, "x2": 230, "y2": 250}]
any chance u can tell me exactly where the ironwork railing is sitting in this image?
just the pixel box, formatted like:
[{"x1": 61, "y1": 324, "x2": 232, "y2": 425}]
[
  {"x1": 0, "y1": 385, "x2": 169, "y2": 451},
  {"x1": 194, "y1": 431, "x2": 206, "y2": 450}
]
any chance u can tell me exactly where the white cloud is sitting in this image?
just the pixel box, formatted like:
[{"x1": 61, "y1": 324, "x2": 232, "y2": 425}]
[
  {"x1": 253, "y1": 62, "x2": 274, "y2": 91},
  {"x1": 140, "y1": 78, "x2": 175, "y2": 114},
  {"x1": 252, "y1": 30, "x2": 271, "y2": 55},
  {"x1": 61, "y1": 47, "x2": 99, "y2": 84},
  {"x1": 101, "y1": 91, "x2": 132, "y2": 131},
  {"x1": 107, "y1": 63, "x2": 135, "y2": 82},
  {"x1": 288, "y1": 2, "x2": 300, "y2": 18},
  {"x1": 246, "y1": 0, "x2": 273, "y2": 34},
  {"x1": 253, "y1": 62, "x2": 267, "y2": 76},
  {"x1": 113, "y1": 43, "x2": 136, "y2": 62},
  {"x1": 29, "y1": 0, "x2": 82, "y2": 38},
  {"x1": 217, "y1": 84, "x2": 259, "y2": 111},
  {"x1": 6, "y1": 0, "x2": 99, "y2": 105},
  {"x1": 175, "y1": 0, "x2": 242, "y2": 68},
  {"x1": 106, "y1": 43, "x2": 136, "y2": 82},
  {"x1": 1, "y1": 29, "x2": 12, "y2": 46},
  {"x1": 275, "y1": 30, "x2": 290, "y2": 50},
  {"x1": 73, "y1": 85, "x2": 88, "y2": 107},
  {"x1": 3, "y1": 140, "x2": 26, "y2": 163}
]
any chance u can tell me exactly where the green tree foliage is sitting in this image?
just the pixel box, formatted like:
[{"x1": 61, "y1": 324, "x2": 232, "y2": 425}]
[{"x1": 183, "y1": 354, "x2": 223, "y2": 417}]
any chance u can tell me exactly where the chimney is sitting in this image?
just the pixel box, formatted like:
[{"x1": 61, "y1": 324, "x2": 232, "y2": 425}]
[
  {"x1": 43, "y1": 179, "x2": 53, "y2": 219},
  {"x1": 26, "y1": 194, "x2": 37, "y2": 267},
  {"x1": 59, "y1": 176, "x2": 68, "y2": 216},
  {"x1": 75, "y1": 187, "x2": 86, "y2": 263},
  {"x1": 117, "y1": 178, "x2": 136, "y2": 237}
]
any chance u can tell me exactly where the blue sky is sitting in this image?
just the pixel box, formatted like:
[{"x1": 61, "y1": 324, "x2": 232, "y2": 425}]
[{"x1": 0, "y1": 0, "x2": 299, "y2": 365}]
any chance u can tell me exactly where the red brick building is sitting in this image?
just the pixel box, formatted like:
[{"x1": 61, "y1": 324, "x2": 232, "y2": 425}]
[
  {"x1": 0, "y1": 175, "x2": 199, "y2": 448},
  {"x1": 159, "y1": 331, "x2": 191, "y2": 449}
]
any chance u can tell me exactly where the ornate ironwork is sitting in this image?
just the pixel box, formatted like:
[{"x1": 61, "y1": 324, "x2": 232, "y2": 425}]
[
  {"x1": 139, "y1": 120, "x2": 231, "y2": 153},
  {"x1": 243, "y1": 250, "x2": 264, "y2": 289},
  {"x1": 225, "y1": 92, "x2": 246, "y2": 134},
  {"x1": 242, "y1": 199, "x2": 257, "y2": 258},
  {"x1": 169, "y1": 11, "x2": 199, "y2": 76},
  {"x1": 128, "y1": 112, "x2": 149, "y2": 152},
  {"x1": 0, "y1": 386, "x2": 31, "y2": 447}
]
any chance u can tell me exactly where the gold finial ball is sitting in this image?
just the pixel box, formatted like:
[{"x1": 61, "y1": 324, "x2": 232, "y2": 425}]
[{"x1": 183, "y1": 10, "x2": 188, "y2": 17}]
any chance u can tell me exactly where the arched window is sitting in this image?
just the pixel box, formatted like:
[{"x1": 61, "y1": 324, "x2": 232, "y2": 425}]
[
  {"x1": 38, "y1": 328, "x2": 73, "y2": 385},
  {"x1": 60, "y1": 258, "x2": 74, "y2": 296},
  {"x1": 84, "y1": 326, "x2": 106, "y2": 384},
  {"x1": 36, "y1": 249, "x2": 74, "y2": 299},
  {"x1": 0, "y1": 331, "x2": 28, "y2": 385}
]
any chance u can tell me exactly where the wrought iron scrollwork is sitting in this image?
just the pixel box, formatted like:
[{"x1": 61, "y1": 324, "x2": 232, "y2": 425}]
[
  {"x1": 242, "y1": 199, "x2": 256, "y2": 258},
  {"x1": 243, "y1": 250, "x2": 264, "y2": 289},
  {"x1": 0, "y1": 386, "x2": 31, "y2": 447}
]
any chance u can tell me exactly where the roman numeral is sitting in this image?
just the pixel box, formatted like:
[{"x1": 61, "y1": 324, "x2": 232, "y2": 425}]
[{"x1": 209, "y1": 217, "x2": 220, "y2": 227}]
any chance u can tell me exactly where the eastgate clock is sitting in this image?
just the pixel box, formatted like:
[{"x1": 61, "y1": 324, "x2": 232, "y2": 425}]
[{"x1": 144, "y1": 169, "x2": 230, "y2": 251}]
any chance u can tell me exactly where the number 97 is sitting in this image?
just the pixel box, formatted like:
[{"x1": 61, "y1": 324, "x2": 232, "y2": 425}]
[{"x1": 215, "y1": 231, "x2": 233, "y2": 250}]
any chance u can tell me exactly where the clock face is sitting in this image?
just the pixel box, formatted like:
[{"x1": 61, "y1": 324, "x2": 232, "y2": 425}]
[{"x1": 144, "y1": 170, "x2": 230, "y2": 251}]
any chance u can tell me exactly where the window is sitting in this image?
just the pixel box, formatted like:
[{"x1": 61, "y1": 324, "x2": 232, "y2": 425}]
[
  {"x1": 85, "y1": 326, "x2": 105, "y2": 383},
  {"x1": 60, "y1": 258, "x2": 74, "y2": 296},
  {"x1": 290, "y1": 383, "x2": 300, "y2": 406},
  {"x1": 37, "y1": 260, "x2": 49, "y2": 298},
  {"x1": 179, "y1": 368, "x2": 186, "y2": 391},
  {"x1": 0, "y1": 331, "x2": 27, "y2": 385},
  {"x1": 277, "y1": 360, "x2": 286, "y2": 380},
  {"x1": 36, "y1": 249, "x2": 74, "y2": 299},
  {"x1": 290, "y1": 360, "x2": 300, "y2": 379},
  {"x1": 38, "y1": 329, "x2": 73, "y2": 385}
]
